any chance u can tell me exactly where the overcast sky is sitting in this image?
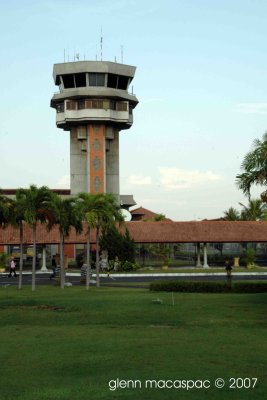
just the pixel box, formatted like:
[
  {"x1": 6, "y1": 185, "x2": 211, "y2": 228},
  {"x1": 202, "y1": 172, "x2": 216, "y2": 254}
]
[{"x1": 0, "y1": 0, "x2": 267, "y2": 220}]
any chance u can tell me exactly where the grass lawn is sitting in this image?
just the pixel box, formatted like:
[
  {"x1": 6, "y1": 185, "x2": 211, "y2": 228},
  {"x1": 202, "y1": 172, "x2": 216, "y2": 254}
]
[
  {"x1": 136, "y1": 267, "x2": 267, "y2": 273},
  {"x1": 0, "y1": 286, "x2": 266, "y2": 400}
]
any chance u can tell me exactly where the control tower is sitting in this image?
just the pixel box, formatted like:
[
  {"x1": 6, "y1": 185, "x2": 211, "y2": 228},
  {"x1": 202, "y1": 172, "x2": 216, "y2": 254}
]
[{"x1": 50, "y1": 61, "x2": 138, "y2": 200}]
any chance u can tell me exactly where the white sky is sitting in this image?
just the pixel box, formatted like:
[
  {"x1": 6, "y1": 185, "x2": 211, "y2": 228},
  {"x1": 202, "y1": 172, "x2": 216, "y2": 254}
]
[{"x1": 0, "y1": 0, "x2": 266, "y2": 220}]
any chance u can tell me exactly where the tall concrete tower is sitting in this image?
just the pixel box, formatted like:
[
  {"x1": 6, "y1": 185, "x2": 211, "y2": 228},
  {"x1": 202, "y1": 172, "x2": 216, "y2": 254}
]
[{"x1": 50, "y1": 61, "x2": 138, "y2": 200}]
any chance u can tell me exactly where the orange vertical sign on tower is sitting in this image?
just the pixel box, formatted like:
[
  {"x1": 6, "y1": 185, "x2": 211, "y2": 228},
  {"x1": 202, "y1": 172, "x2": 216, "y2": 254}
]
[{"x1": 88, "y1": 124, "x2": 105, "y2": 193}]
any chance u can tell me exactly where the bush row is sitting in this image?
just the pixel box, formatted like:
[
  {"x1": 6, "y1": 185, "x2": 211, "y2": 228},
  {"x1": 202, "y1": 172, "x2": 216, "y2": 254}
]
[{"x1": 149, "y1": 280, "x2": 267, "y2": 293}]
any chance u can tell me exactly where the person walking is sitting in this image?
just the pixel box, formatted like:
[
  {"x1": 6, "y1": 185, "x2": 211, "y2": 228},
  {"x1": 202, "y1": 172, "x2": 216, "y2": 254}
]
[
  {"x1": 8, "y1": 257, "x2": 17, "y2": 277},
  {"x1": 49, "y1": 255, "x2": 57, "y2": 280},
  {"x1": 225, "y1": 258, "x2": 233, "y2": 280}
]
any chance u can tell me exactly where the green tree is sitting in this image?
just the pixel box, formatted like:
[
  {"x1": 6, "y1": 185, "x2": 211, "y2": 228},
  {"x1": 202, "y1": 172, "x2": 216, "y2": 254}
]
[
  {"x1": 11, "y1": 194, "x2": 28, "y2": 289},
  {"x1": 16, "y1": 185, "x2": 53, "y2": 291},
  {"x1": 100, "y1": 225, "x2": 136, "y2": 263},
  {"x1": 86, "y1": 193, "x2": 123, "y2": 287},
  {"x1": 223, "y1": 207, "x2": 240, "y2": 220},
  {"x1": 0, "y1": 192, "x2": 26, "y2": 288},
  {"x1": 236, "y1": 131, "x2": 267, "y2": 199},
  {"x1": 51, "y1": 195, "x2": 82, "y2": 289},
  {"x1": 0, "y1": 191, "x2": 13, "y2": 228},
  {"x1": 77, "y1": 193, "x2": 99, "y2": 290},
  {"x1": 154, "y1": 213, "x2": 166, "y2": 221},
  {"x1": 239, "y1": 198, "x2": 266, "y2": 221}
]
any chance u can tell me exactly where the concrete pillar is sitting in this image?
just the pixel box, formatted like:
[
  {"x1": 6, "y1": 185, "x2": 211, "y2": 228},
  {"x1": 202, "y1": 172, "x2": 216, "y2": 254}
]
[
  {"x1": 40, "y1": 245, "x2": 48, "y2": 271},
  {"x1": 196, "y1": 243, "x2": 202, "y2": 267},
  {"x1": 203, "y1": 242, "x2": 209, "y2": 268},
  {"x1": 105, "y1": 127, "x2": 120, "y2": 202},
  {"x1": 70, "y1": 128, "x2": 88, "y2": 194}
]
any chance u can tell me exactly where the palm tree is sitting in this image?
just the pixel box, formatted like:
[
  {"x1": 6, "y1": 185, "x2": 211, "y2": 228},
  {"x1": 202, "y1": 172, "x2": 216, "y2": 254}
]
[
  {"x1": 87, "y1": 193, "x2": 124, "y2": 288},
  {"x1": 77, "y1": 193, "x2": 98, "y2": 290},
  {"x1": 51, "y1": 195, "x2": 82, "y2": 289},
  {"x1": 0, "y1": 192, "x2": 26, "y2": 289},
  {"x1": 239, "y1": 198, "x2": 266, "y2": 221},
  {"x1": 223, "y1": 207, "x2": 240, "y2": 221},
  {"x1": 10, "y1": 194, "x2": 27, "y2": 290},
  {"x1": 16, "y1": 185, "x2": 53, "y2": 291},
  {"x1": 236, "y1": 131, "x2": 267, "y2": 199},
  {"x1": 0, "y1": 193, "x2": 12, "y2": 276}
]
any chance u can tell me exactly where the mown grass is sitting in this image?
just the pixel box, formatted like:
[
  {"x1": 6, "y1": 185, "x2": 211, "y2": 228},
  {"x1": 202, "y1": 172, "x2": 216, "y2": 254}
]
[
  {"x1": 0, "y1": 286, "x2": 266, "y2": 400},
  {"x1": 105, "y1": 267, "x2": 267, "y2": 274}
]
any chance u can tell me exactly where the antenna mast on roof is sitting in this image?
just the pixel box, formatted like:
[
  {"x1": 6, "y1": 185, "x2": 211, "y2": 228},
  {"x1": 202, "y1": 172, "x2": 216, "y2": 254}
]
[
  {"x1": 121, "y1": 45, "x2": 124, "y2": 64},
  {"x1": 100, "y1": 28, "x2": 103, "y2": 61}
]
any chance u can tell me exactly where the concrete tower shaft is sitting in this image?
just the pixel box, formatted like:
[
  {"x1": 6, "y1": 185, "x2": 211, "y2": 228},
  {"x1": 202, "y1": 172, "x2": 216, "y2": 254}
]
[{"x1": 50, "y1": 60, "x2": 138, "y2": 198}]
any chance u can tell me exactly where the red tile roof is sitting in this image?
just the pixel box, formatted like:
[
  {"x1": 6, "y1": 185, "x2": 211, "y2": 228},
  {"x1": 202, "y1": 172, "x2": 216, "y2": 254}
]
[
  {"x1": 130, "y1": 207, "x2": 172, "y2": 221},
  {"x1": 1, "y1": 221, "x2": 267, "y2": 245}
]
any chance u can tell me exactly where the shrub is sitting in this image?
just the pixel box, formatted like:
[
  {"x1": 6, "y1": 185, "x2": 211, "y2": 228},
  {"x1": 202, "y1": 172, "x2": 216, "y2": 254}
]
[
  {"x1": 244, "y1": 248, "x2": 256, "y2": 267},
  {"x1": 232, "y1": 282, "x2": 267, "y2": 293},
  {"x1": 149, "y1": 280, "x2": 267, "y2": 293},
  {"x1": 119, "y1": 261, "x2": 140, "y2": 272},
  {"x1": 0, "y1": 252, "x2": 8, "y2": 269}
]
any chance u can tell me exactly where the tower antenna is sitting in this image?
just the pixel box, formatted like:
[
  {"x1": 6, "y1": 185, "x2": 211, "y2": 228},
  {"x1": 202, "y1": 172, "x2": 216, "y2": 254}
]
[
  {"x1": 100, "y1": 28, "x2": 103, "y2": 61},
  {"x1": 121, "y1": 45, "x2": 124, "y2": 64}
]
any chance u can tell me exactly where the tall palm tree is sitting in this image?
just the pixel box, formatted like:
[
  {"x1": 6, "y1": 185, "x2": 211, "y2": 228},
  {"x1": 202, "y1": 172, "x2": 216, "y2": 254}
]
[
  {"x1": 77, "y1": 193, "x2": 98, "y2": 290},
  {"x1": 10, "y1": 194, "x2": 27, "y2": 290},
  {"x1": 0, "y1": 193, "x2": 13, "y2": 276},
  {"x1": 51, "y1": 195, "x2": 82, "y2": 289},
  {"x1": 16, "y1": 185, "x2": 53, "y2": 291},
  {"x1": 236, "y1": 131, "x2": 267, "y2": 199},
  {"x1": 90, "y1": 193, "x2": 124, "y2": 288},
  {"x1": 0, "y1": 192, "x2": 26, "y2": 289}
]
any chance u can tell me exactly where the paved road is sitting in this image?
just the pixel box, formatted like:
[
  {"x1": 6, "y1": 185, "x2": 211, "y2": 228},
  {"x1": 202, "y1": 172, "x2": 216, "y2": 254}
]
[{"x1": 1, "y1": 272, "x2": 267, "y2": 287}]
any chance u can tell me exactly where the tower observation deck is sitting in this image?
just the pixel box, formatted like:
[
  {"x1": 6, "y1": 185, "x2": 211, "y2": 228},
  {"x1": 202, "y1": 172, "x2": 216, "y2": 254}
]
[{"x1": 50, "y1": 60, "x2": 138, "y2": 200}]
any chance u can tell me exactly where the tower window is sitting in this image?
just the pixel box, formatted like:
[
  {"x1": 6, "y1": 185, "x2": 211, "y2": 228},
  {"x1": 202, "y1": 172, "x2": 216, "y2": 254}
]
[
  {"x1": 62, "y1": 74, "x2": 75, "y2": 89},
  {"x1": 66, "y1": 101, "x2": 77, "y2": 110},
  {"x1": 56, "y1": 102, "x2": 64, "y2": 113},
  {"x1": 89, "y1": 73, "x2": 105, "y2": 86},
  {"x1": 78, "y1": 100, "x2": 85, "y2": 110},
  {"x1": 118, "y1": 75, "x2": 129, "y2": 90},
  {"x1": 107, "y1": 73, "x2": 118, "y2": 88},
  {"x1": 75, "y1": 73, "x2": 86, "y2": 87},
  {"x1": 92, "y1": 100, "x2": 103, "y2": 109},
  {"x1": 117, "y1": 102, "x2": 128, "y2": 111}
]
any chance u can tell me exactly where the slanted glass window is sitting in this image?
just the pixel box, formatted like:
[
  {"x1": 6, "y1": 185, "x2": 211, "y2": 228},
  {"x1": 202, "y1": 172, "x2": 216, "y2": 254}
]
[
  {"x1": 89, "y1": 73, "x2": 105, "y2": 86},
  {"x1": 117, "y1": 75, "x2": 129, "y2": 90},
  {"x1": 96, "y1": 73, "x2": 105, "y2": 86},
  {"x1": 75, "y1": 73, "x2": 86, "y2": 87},
  {"x1": 62, "y1": 74, "x2": 75, "y2": 89},
  {"x1": 107, "y1": 73, "x2": 118, "y2": 88}
]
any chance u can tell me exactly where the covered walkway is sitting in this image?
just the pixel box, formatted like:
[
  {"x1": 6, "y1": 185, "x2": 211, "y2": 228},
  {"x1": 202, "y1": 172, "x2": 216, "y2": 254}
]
[{"x1": 1, "y1": 221, "x2": 267, "y2": 269}]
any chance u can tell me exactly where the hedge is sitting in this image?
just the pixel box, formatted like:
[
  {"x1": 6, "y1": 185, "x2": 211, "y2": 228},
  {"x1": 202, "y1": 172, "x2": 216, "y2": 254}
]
[{"x1": 149, "y1": 280, "x2": 267, "y2": 293}]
